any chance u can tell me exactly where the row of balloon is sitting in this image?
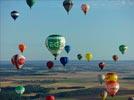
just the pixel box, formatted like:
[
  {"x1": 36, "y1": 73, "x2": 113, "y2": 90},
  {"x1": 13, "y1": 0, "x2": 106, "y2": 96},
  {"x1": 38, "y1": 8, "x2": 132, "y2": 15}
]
[
  {"x1": 11, "y1": 0, "x2": 90, "y2": 21},
  {"x1": 98, "y1": 44, "x2": 128, "y2": 100},
  {"x1": 45, "y1": 34, "x2": 94, "y2": 70}
]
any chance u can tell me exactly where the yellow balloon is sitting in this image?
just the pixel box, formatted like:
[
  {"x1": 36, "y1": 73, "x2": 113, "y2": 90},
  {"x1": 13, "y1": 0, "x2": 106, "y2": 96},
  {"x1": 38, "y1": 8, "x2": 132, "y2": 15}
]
[
  {"x1": 105, "y1": 72, "x2": 118, "y2": 82},
  {"x1": 85, "y1": 52, "x2": 93, "y2": 62},
  {"x1": 100, "y1": 90, "x2": 107, "y2": 100}
]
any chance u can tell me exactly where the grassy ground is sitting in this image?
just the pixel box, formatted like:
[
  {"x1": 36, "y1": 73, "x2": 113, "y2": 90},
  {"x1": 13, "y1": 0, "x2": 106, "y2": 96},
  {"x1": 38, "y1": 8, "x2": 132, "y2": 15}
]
[{"x1": 0, "y1": 72, "x2": 134, "y2": 100}]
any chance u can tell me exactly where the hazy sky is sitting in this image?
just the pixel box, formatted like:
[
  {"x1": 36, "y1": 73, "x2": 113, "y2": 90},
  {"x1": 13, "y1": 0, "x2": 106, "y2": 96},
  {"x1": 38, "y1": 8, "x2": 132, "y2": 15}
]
[{"x1": 0, "y1": 0, "x2": 134, "y2": 61}]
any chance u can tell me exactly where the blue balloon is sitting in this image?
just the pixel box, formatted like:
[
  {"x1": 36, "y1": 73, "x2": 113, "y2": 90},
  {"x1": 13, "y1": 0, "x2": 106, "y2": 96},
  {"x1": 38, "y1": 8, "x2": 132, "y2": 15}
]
[
  {"x1": 64, "y1": 45, "x2": 70, "y2": 54},
  {"x1": 60, "y1": 57, "x2": 68, "y2": 66}
]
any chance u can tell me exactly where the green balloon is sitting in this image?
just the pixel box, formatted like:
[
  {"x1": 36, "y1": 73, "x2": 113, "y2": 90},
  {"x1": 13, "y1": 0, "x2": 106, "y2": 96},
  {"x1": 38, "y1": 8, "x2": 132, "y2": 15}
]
[
  {"x1": 15, "y1": 86, "x2": 25, "y2": 95},
  {"x1": 26, "y1": 0, "x2": 36, "y2": 8},
  {"x1": 45, "y1": 34, "x2": 66, "y2": 60},
  {"x1": 119, "y1": 45, "x2": 128, "y2": 54},
  {"x1": 77, "y1": 54, "x2": 82, "y2": 60}
]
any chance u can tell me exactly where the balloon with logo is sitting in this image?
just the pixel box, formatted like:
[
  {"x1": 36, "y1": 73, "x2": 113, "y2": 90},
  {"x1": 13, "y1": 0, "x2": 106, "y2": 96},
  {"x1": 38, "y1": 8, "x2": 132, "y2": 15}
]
[
  {"x1": 100, "y1": 90, "x2": 107, "y2": 100},
  {"x1": 77, "y1": 54, "x2": 82, "y2": 60},
  {"x1": 64, "y1": 45, "x2": 70, "y2": 54},
  {"x1": 63, "y1": 0, "x2": 73, "y2": 15},
  {"x1": 26, "y1": 0, "x2": 36, "y2": 9},
  {"x1": 11, "y1": 11, "x2": 19, "y2": 21},
  {"x1": 105, "y1": 81, "x2": 119, "y2": 97},
  {"x1": 85, "y1": 52, "x2": 93, "y2": 62},
  {"x1": 45, "y1": 34, "x2": 66, "y2": 60},
  {"x1": 15, "y1": 86, "x2": 25, "y2": 95},
  {"x1": 98, "y1": 62, "x2": 106, "y2": 70},
  {"x1": 98, "y1": 74, "x2": 105, "y2": 85},
  {"x1": 46, "y1": 95, "x2": 55, "y2": 100},
  {"x1": 60, "y1": 57, "x2": 68, "y2": 66},
  {"x1": 18, "y1": 43, "x2": 26, "y2": 53},
  {"x1": 119, "y1": 45, "x2": 128, "y2": 54},
  {"x1": 105, "y1": 72, "x2": 118, "y2": 82},
  {"x1": 46, "y1": 61, "x2": 54, "y2": 69},
  {"x1": 11, "y1": 54, "x2": 26, "y2": 69},
  {"x1": 112, "y1": 55, "x2": 119, "y2": 62},
  {"x1": 81, "y1": 4, "x2": 90, "y2": 15}
]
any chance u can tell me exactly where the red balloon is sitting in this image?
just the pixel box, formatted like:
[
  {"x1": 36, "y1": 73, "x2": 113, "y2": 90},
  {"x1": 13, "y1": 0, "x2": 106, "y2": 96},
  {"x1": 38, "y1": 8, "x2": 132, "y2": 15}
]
[
  {"x1": 11, "y1": 54, "x2": 26, "y2": 69},
  {"x1": 105, "y1": 81, "x2": 119, "y2": 97},
  {"x1": 112, "y1": 55, "x2": 119, "y2": 62},
  {"x1": 99, "y1": 62, "x2": 106, "y2": 70},
  {"x1": 81, "y1": 4, "x2": 90, "y2": 15},
  {"x1": 46, "y1": 95, "x2": 55, "y2": 100},
  {"x1": 46, "y1": 61, "x2": 54, "y2": 69}
]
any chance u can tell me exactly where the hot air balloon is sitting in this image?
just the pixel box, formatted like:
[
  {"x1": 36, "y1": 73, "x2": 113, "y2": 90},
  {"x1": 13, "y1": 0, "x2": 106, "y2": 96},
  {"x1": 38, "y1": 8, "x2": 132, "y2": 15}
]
[
  {"x1": 128, "y1": 97, "x2": 134, "y2": 100},
  {"x1": 112, "y1": 55, "x2": 119, "y2": 62},
  {"x1": 105, "y1": 72, "x2": 118, "y2": 82},
  {"x1": 64, "y1": 45, "x2": 70, "y2": 54},
  {"x1": 26, "y1": 0, "x2": 36, "y2": 9},
  {"x1": 100, "y1": 90, "x2": 107, "y2": 100},
  {"x1": 85, "y1": 52, "x2": 93, "y2": 62},
  {"x1": 81, "y1": 4, "x2": 90, "y2": 15},
  {"x1": 46, "y1": 95, "x2": 55, "y2": 100},
  {"x1": 18, "y1": 43, "x2": 26, "y2": 53},
  {"x1": 63, "y1": 0, "x2": 73, "y2": 15},
  {"x1": 15, "y1": 86, "x2": 25, "y2": 95},
  {"x1": 11, "y1": 11, "x2": 19, "y2": 21},
  {"x1": 46, "y1": 61, "x2": 54, "y2": 69},
  {"x1": 11, "y1": 54, "x2": 26, "y2": 69},
  {"x1": 105, "y1": 81, "x2": 119, "y2": 97},
  {"x1": 45, "y1": 34, "x2": 66, "y2": 60},
  {"x1": 98, "y1": 62, "x2": 106, "y2": 70},
  {"x1": 98, "y1": 74, "x2": 105, "y2": 85},
  {"x1": 60, "y1": 57, "x2": 68, "y2": 66},
  {"x1": 119, "y1": 45, "x2": 128, "y2": 54},
  {"x1": 77, "y1": 54, "x2": 82, "y2": 60}
]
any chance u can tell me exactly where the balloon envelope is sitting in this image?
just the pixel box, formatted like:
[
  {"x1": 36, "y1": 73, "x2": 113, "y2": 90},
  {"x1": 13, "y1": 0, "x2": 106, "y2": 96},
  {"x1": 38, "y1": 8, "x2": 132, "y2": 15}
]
[
  {"x1": 45, "y1": 34, "x2": 66, "y2": 60},
  {"x1": 81, "y1": 4, "x2": 90, "y2": 15},
  {"x1": 98, "y1": 74, "x2": 105, "y2": 85},
  {"x1": 46, "y1": 61, "x2": 54, "y2": 69},
  {"x1": 60, "y1": 57, "x2": 68, "y2": 66},
  {"x1": 63, "y1": 0, "x2": 73, "y2": 14},
  {"x1": 15, "y1": 86, "x2": 25, "y2": 95},
  {"x1": 11, "y1": 54, "x2": 26, "y2": 69},
  {"x1": 105, "y1": 81, "x2": 119, "y2": 97},
  {"x1": 46, "y1": 95, "x2": 55, "y2": 100},
  {"x1": 98, "y1": 62, "x2": 106, "y2": 70},
  {"x1": 119, "y1": 45, "x2": 128, "y2": 54},
  {"x1": 128, "y1": 97, "x2": 134, "y2": 100},
  {"x1": 11, "y1": 11, "x2": 19, "y2": 20},
  {"x1": 18, "y1": 43, "x2": 26, "y2": 53},
  {"x1": 64, "y1": 45, "x2": 70, "y2": 54},
  {"x1": 85, "y1": 52, "x2": 93, "y2": 62},
  {"x1": 77, "y1": 54, "x2": 82, "y2": 60},
  {"x1": 26, "y1": 0, "x2": 36, "y2": 8},
  {"x1": 112, "y1": 55, "x2": 119, "y2": 62},
  {"x1": 105, "y1": 72, "x2": 118, "y2": 82},
  {"x1": 100, "y1": 90, "x2": 107, "y2": 100}
]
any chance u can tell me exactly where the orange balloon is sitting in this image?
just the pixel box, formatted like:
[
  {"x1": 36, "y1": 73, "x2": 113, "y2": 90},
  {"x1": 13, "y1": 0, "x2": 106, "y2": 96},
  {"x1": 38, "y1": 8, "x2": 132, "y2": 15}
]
[
  {"x1": 81, "y1": 4, "x2": 90, "y2": 15},
  {"x1": 105, "y1": 81, "x2": 119, "y2": 97},
  {"x1": 18, "y1": 43, "x2": 26, "y2": 53}
]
